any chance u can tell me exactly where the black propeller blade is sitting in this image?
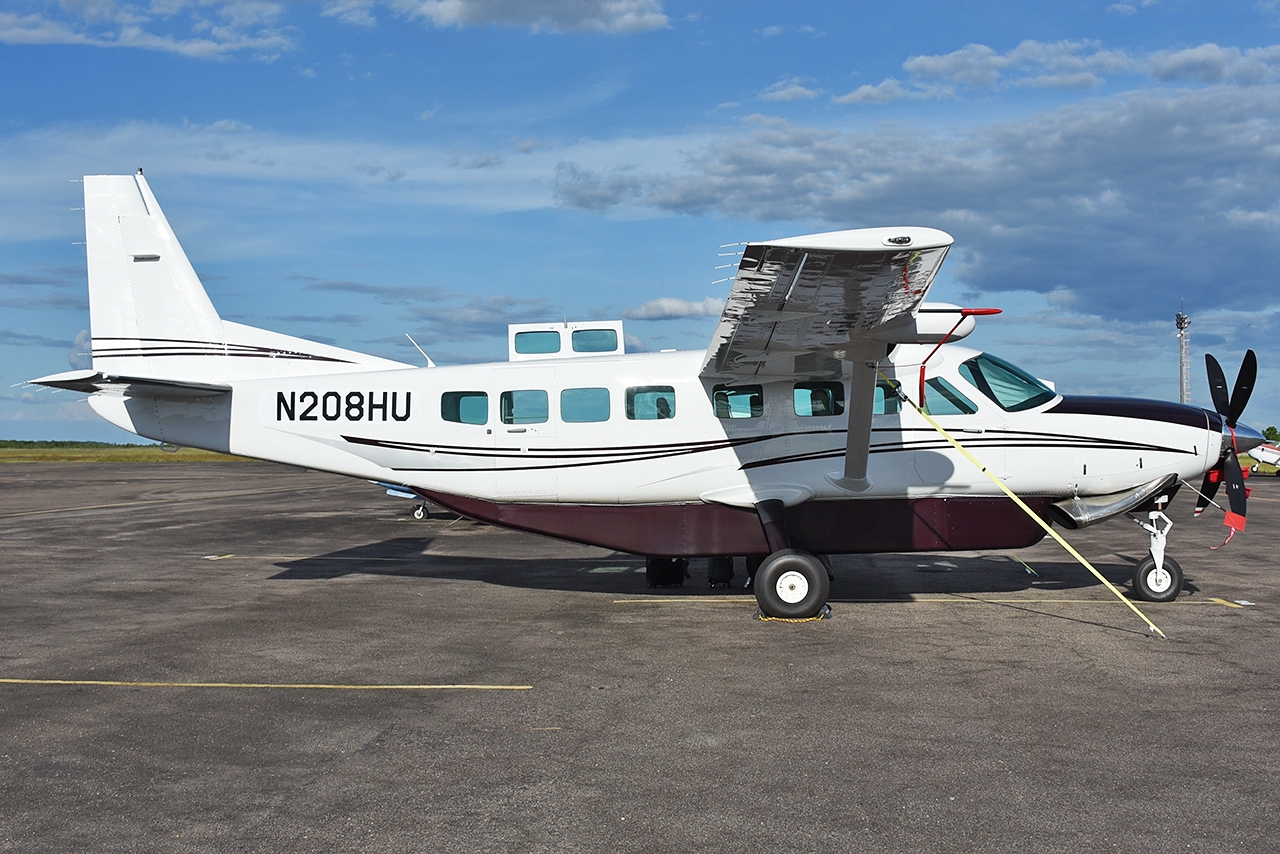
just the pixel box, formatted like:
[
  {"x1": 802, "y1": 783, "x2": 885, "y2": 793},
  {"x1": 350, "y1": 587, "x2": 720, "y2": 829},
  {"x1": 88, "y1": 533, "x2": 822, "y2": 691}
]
[
  {"x1": 1228, "y1": 349, "x2": 1257, "y2": 429},
  {"x1": 1199, "y1": 349, "x2": 1257, "y2": 539},
  {"x1": 1206, "y1": 354, "x2": 1230, "y2": 419},
  {"x1": 1222, "y1": 450, "x2": 1248, "y2": 532}
]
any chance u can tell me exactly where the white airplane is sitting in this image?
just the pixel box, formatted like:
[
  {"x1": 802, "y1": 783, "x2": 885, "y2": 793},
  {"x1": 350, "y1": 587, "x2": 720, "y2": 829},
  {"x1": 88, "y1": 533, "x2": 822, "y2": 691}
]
[
  {"x1": 31, "y1": 172, "x2": 1264, "y2": 617},
  {"x1": 1247, "y1": 442, "x2": 1280, "y2": 472}
]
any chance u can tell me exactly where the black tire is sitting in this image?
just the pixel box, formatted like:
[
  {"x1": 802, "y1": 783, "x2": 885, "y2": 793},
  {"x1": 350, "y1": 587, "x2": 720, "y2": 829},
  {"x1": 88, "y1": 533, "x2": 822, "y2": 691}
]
[
  {"x1": 754, "y1": 549, "x2": 830, "y2": 618},
  {"x1": 1132, "y1": 554, "x2": 1183, "y2": 603}
]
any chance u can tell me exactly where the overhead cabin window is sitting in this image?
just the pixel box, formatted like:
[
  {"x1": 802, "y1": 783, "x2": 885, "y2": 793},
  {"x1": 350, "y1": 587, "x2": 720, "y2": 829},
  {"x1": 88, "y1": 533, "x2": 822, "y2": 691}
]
[
  {"x1": 959, "y1": 353, "x2": 1057, "y2": 412},
  {"x1": 713, "y1": 384, "x2": 764, "y2": 419},
  {"x1": 571, "y1": 329, "x2": 617, "y2": 353},
  {"x1": 627, "y1": 386, "x2": 676, "y2": 420},
  {"x1": 793, "y1": 382, "x2": 845, "y2": 417},
  {"x1": 514, "y1": 331, "x2": 561, "y2": 355},
  {"x1": 500, "y1": 389, "x2": 549, "y2": 424},
  {"x1": 561, "y1": 387, "x2": 610, "y2": 423},
  {"x1": 441, "y1": 391, "x2": 488, "y2": 425},
  {"x1": 874, "y1": 380, "x2": 902, "y2": 415},
  {"x1": 923, "y1": 377, "x2": 978, "y2": 416}
]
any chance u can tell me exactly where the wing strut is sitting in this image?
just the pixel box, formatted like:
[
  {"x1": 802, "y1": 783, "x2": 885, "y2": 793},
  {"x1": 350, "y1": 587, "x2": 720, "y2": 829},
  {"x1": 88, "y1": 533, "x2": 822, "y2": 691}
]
[{"x1": 829, "y1": 346, "x2": 882, "y2": 494}]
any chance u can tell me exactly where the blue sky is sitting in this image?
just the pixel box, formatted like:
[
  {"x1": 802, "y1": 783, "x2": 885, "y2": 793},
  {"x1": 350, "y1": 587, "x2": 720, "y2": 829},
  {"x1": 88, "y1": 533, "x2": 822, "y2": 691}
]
[{"x1": 4, "y1": 0, "x2": 1280, "y2": 441}]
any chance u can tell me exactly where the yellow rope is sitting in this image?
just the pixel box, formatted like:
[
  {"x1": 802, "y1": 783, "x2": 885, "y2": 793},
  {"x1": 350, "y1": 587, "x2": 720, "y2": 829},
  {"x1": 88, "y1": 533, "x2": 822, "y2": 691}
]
[
  {"x1": 756, "y1": 605, "x2": 832, "y2": 623},
  {"x1": 880, "y1": 370, "x2": 1167, "y2": 638}
]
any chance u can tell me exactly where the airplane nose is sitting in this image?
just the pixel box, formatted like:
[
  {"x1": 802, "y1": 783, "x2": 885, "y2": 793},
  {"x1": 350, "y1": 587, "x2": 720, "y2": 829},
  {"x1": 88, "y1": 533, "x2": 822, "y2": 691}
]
[{"x1": 1231, "y1": 421, "x2": 1266, "y2": 455}]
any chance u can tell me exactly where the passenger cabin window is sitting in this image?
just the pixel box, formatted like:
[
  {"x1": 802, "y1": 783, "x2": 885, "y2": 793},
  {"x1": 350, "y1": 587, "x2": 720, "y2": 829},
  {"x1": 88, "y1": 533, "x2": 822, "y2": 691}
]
[
  {"x1": 571, "y1": 329, "x2": 617, "y2": 353},
  {"x1": 513, "y1": 331, "x2": 560, "y2": 355},
  {"x1": 794, "y1": 382, "x2": 844, "y2": 417},
  {"x1": 627, "y1": 386, "x2": 676, "y2": 420},
  {"x1": 500, "y1": 389, "x2": 549, "y2": 424},
  {"x1": 874, "y1": 380, "x2": 902, "y2": 415},
  {"x1": 959, "y1": 353, "x2": 1056, "y2": 412},
  {"x1": 923, "y1": 377, "x2": 978, "y2": 415},
  {"x1": 713, "y1": 384, "x2": 763, "y2": 419},
  {"x1": 441, "y1": 391, "x2": 488, "y2": 425},
  {"x1": 561, "y1": 387, "x2": 610, "y2": 423}
]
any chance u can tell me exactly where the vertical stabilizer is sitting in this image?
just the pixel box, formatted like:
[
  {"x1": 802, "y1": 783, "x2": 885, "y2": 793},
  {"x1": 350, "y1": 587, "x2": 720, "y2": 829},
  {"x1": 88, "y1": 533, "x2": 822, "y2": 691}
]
[{"x1": 85, "y1": 171, "x2": 224, "y2": 376}]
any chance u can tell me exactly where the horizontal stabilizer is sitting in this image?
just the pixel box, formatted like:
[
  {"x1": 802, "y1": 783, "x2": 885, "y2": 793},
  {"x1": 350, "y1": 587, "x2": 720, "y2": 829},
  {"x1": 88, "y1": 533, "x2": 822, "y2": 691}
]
[{"x1": 29, "y1": 369, "x2": 230, "y2": 399}]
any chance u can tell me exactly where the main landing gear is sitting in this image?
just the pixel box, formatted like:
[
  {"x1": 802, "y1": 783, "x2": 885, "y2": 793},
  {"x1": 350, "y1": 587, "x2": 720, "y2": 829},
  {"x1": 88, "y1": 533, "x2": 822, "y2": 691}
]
[
  {"x1": 748, "y1": 499, "x2": 832, "y2": 619},
  {"x1": 752, "y1": 549, "x2": 831, "y2": 618},
  {"x1": 1129, "y1": 503, "x2": 1183, "y2": 603}
]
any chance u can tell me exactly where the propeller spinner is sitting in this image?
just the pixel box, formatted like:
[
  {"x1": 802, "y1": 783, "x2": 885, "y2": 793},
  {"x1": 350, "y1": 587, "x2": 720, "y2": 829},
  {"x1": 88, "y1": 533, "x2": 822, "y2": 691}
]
[{"x1": 1196, "y1": 350, "x2": 1258, "y2": 539}]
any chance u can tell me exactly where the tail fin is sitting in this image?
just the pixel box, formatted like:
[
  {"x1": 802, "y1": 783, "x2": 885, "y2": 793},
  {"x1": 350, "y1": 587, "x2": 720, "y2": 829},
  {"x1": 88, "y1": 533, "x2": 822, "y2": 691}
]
[
  {"x1": 85, "y1": 171, "x2": 224, "y2": 372},
  {"x1": 80, "y1": 171, "x2": 408, "y2": 383}
]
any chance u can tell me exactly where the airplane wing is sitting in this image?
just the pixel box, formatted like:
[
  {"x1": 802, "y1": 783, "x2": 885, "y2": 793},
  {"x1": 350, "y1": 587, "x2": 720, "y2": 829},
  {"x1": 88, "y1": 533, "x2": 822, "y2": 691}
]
[
  {"x1": 700, "y1": 226, "x2": 955, "y2": 494},
  {"x1": 701, "y1": 227, "x2": 954, "y2": 381}
]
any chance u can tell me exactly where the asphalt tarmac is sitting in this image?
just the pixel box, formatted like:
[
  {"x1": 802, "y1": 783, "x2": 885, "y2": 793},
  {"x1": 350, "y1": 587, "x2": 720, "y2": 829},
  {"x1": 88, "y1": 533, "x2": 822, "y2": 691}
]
[{"x1": 1, "y1": 462, "x2": 1278, "y2": 853}]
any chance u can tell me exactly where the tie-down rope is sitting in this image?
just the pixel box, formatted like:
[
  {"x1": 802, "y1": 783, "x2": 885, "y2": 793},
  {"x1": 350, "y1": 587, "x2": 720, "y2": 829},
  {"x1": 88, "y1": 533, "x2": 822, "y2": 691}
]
[{"x1": 879, "y1": 369, "x2": 1167, "y2": 639}]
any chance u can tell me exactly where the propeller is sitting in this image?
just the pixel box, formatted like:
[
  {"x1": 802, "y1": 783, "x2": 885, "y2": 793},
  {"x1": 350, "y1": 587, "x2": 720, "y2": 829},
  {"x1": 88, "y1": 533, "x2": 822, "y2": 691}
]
[{"x1": 1195, "y1": 350, "x2": 1257, "y2": 541}]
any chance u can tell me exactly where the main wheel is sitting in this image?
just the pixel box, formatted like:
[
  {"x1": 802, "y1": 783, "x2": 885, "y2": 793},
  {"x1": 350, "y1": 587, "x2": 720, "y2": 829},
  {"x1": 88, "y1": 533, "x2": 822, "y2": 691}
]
[
  {"x1": 413, "y1": 504, "x2": 426, "y2": 520},
  {"x1": 754, "y1": 549, "x2": 830, "y2": 618},
  {"x1": 1132, "y1": 554, "x2": 1183, "y2": 603}
]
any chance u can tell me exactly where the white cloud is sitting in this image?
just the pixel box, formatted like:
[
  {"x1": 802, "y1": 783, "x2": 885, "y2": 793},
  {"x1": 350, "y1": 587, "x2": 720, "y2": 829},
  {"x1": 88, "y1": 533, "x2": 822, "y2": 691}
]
[
  {"x1": 388, "y1": 0, "x2": 669, "y2": 33},
  {"x1": 552, "y1": 87, "x2": 1280, "y2": 324},
  {"x1": 0, "y1": 0, "x2": 667, "y2": 59},
  {"x1": 69, "y1": 329, "x2": 91, "y2": 369},
  {"x1": 322, "y1": 0, "x2": 378, "y2": 26},
  {"x1": 832, "y1": 78, "x2": 909, "y2": 104},
  {"x1": 902, "y1": 40, "x2": 1134, "y2": 89},
  {"x1": 621, "y1": 296, "x2": 725, "y2": 320},
  {"x1": 1148, "y1": 44, "x2": 1280, "y2": 85},
  {"x1": 832, "y1": 41, "x2": 1129, "y2": 103},
  {"x1": 758, "y1": 77, "x2": 820, "y2": 102},
  {"x1": 0, "y1": 2, "x2": 294, "y2": 58},
  {"x1": 760, "y1": 25, "x2": 782, "y2": 36}
]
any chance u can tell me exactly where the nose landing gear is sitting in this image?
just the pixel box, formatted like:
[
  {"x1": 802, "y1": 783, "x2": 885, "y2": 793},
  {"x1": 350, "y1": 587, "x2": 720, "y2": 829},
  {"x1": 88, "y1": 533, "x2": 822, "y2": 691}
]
[{"x1": 1130, "y1": 507, "x2": 1183, "y2": 603}]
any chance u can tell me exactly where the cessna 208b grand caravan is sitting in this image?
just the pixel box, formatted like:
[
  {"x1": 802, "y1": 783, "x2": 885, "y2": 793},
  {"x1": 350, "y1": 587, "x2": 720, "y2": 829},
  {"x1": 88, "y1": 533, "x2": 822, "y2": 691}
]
[{"x1": 32, "y1": 172, "x2": 1264, "y2": 619}]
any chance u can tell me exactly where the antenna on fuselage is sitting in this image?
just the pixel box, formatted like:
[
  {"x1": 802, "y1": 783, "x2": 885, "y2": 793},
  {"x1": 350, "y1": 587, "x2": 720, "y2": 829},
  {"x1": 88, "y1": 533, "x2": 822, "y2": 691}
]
[
  {"x1": 1176, "y1": 307, "x2": 1191, "y2": 405},
  {"x1": 405, "y1": 333, "x2": 435, "y2": 368}
]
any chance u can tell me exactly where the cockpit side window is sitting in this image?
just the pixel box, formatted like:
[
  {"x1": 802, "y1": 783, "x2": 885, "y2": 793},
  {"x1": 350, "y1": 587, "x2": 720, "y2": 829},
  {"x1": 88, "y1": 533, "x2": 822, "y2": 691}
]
[
  {"x1": 959, "y1": 353, "x2": 1057, "y2": 412},
  {"x1": 923, "y1": 377, "x2": 978, "y2": 415}
]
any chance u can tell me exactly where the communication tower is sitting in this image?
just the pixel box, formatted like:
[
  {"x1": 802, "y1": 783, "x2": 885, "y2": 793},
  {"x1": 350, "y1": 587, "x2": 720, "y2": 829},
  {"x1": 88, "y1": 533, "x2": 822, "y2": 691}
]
[{"x1": 1176, "y1": 310, "x2": 1191, "y2": 405}]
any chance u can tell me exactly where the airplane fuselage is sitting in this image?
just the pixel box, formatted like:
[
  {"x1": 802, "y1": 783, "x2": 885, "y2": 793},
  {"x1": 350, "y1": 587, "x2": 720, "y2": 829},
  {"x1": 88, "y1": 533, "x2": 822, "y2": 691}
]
[{"x1": 87, "y1": 342, "x2": 1223, "y2": 557}]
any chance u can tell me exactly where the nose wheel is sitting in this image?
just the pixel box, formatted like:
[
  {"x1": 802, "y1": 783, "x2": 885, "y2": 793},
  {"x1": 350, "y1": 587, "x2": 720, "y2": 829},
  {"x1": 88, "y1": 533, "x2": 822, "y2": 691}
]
[
  {"x1": 1129, "y1": 508, "x2": 1184, "y2": 602},
  {"x1": 1133, "y1": 554, "x2": 1183, "y2": 603}
]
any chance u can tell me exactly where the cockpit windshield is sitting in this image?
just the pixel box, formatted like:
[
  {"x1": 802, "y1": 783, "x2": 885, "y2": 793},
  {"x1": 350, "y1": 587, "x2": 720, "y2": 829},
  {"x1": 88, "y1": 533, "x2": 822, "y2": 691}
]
[{"x1": 958, "y1": 353, "x2": 1057, "y2": 412}]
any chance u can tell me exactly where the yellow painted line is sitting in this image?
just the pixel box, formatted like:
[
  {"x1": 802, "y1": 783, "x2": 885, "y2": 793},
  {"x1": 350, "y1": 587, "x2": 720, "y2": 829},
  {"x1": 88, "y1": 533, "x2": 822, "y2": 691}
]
[
  {"x1": 0, "y1": 485, "x2": 308, "y2": 519},
  {"x1": 0, "y1": 678, "x2": 530, "y2": 691},
  {"x1": 615, "y1": 597, "x2": 1246, "y2": 607},
  {"x1": 614, "y1": 597, "x2": 755, "y2": 605}
]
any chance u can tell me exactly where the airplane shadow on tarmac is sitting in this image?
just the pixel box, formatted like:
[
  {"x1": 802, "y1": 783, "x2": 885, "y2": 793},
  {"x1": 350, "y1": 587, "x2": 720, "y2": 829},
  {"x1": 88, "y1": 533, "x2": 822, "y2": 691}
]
[{"x1": 268, "y1": 533, "x2": 1187, "y2": 602}]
